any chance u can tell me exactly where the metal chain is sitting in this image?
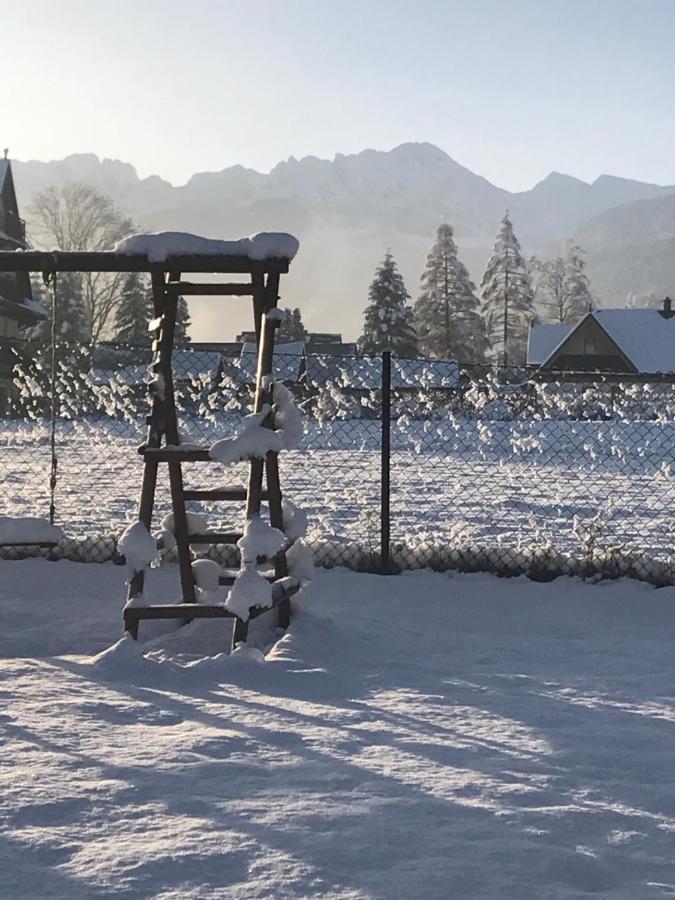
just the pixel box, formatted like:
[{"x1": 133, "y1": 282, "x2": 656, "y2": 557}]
[{"x1": 44, "y1": 267, "x2": 59, "y2": 526}]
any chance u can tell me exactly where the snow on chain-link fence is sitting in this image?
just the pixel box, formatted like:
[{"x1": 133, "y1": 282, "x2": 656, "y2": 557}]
[{"x1": 2, "y1": 337, "x2": 675, "y2": 585}]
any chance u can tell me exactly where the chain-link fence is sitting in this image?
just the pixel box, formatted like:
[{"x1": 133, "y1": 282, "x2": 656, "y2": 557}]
[{"x1": 2, "y1": 337, "x2": 675, "y2": 584}]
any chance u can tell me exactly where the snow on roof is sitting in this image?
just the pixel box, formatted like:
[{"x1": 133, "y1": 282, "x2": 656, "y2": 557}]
[
  {"x1": 90, "y1": 364, "x2": 149, "y2": 386},
  {"x1": 0, "y1": 230, "x2": 22, "y2": 246},
  {"x1": 114, "y1": 231, "x2": 299, "y2": 263},
  {"x1": 530, "y1": 309, "x2": 675, "y2": 373},
  {"x1": 172, "y1": 349, "x2": 224, "y2": 380},
  {"x1": 91, "y1": 351, "x2": 224, "y2": 386},
  {"x1": 18, "y1": 297, "x2": 48, "y2": 319},
  {"x1": 239, "y1": 341, "x2": 305, "y2": 383},
  {"x1": 305, "y1": 356, "x2": 460, "y2": 389},
  {"x1": 527, "y1": 323, "x2": 572, "y2": 365},
  {"x1": 593, "y1": 308, "x2": 675, "y2": 373}
]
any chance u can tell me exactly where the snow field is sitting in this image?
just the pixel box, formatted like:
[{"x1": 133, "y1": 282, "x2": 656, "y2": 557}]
[
  {"x1": 1, "y1": 559, "x2": 675, "y2": 897},
  {"x1": 2, "y1": 416, "x2": 675, "y2": 581}
]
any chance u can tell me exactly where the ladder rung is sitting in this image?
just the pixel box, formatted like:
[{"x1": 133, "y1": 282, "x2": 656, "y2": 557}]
[
  {"x1": 123, "y1": 579, "x2": 299, "y2": 625},
  {"x1": 187, "y1": 532, "x2": 243, "y2": 545},
  {"x1": 183, "y1": 488, "x2": 269, "y2": 502},
  {"x1": 126, "y1": 603, "x2": 233, "y2": 621},
  {"x1": 142, "y1": 447, "x2": 211, "y2": 462},
  {"x1": 165, "y1": 282, "x2": 255, "y2": 296},
  {"x1": 218, "y1": 569, "x2": 275, "y2": 586}
]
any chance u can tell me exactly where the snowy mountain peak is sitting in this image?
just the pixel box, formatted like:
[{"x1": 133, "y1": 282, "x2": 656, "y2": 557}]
[{"x1": 531, "y1": 171, "x2": 590, "y2": 192}]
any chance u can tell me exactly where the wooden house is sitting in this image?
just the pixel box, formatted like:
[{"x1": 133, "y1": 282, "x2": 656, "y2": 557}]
[
  {"x1": 0, "y1": 154, "x2": 47, "y2": 409},
  {"x1": 527, "y1": 300, "x2": 675, "y2": 377}
]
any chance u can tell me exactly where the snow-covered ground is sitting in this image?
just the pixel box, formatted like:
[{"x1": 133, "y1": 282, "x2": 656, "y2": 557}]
[
  {"x1": 3, "y1": 417, "x2": 675, "y2": 576},
  {"x1": 2, "y1": 558, "x2": 675, "y2": 897}
]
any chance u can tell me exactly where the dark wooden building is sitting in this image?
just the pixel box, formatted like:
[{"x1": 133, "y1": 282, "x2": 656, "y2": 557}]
[
  {"x1": 527, "y1": 300, "x2": 675, "y2": 377},
  {"x1": 0, "y1": 154, "x2": 46, "y2": 408}
]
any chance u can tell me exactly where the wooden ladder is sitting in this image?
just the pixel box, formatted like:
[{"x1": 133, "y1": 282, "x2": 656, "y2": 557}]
[{"x1": 123, "y1": 269, "x2": 299, "y2": 649}]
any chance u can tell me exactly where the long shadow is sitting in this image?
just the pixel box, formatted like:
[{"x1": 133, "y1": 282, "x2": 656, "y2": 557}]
[
  {"x1": 7, "y1": 578, "x2": 675, "y2": 900},
  {"x1": 3, "y1": 661, "x2": 549, "y2": 898},
  {"x1": 40, "y1": 649, "x2": 675, "y2": 896}
]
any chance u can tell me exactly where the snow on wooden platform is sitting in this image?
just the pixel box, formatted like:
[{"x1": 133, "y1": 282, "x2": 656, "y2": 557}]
[
  {"x1": 114, "y1": 231, "x2": 299, "y2": 263},
  {"x1": 1, "y1": 559, "x2": 675, "y2": 897}
]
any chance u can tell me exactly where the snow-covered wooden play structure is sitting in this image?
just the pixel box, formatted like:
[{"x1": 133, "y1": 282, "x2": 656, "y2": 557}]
[{"x1": 0, "y1": 232, "x2": 306, "y2": 649}]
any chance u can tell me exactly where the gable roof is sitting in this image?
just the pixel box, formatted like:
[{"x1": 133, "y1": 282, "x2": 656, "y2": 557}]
[
  {"x1": 531, "y1": 308, "x2": 675, "y2": 374},
  {"x1": 527, "y1": 323, "x2": 572, "y2": 365},
  {"x1": 593, "y1": 309, "x2": 675, "y2": 373}
]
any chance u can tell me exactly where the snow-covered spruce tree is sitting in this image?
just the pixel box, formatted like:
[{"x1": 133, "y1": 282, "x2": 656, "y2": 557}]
[
  {"x1": 358, "y1": 251, "x2": 418, "y2": 357},
  {"x1": 530, "y1": 243, "x2": 593, "y2": 324},
  {"x1": 174, "y1": 295, "x2": 191, "y2": 346},
  {"x1": 563, "y1": 244, "x2": 593, "y2": 318},
  {"x1": 414, "y1": 224, "x2": 488, "y2": 363},
  {"x1": 113, "y1": 273, "x2": 153, "y2": 345},
  {"x1": 480, "y1": 214, "x2": 535, "y2": 366},
  {"x1": 277, "y1": 307, "x2": 307, "y2": 343}
]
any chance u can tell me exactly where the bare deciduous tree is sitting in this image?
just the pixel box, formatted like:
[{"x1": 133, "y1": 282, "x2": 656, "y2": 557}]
[
  {"x1": 530, "y1": 243, "x2": 593, "y2": 325},
  {"x1": 29, "y1": 182, "x2": 134, "y2": 342}
]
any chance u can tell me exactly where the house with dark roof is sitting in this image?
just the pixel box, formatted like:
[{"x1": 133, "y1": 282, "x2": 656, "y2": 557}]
[
  {"x1": 0, "y1": 154, "x2": 47, "y2": 409},
  {"x1": 527, "y1": 299, "x2": 675, "y2": 376},
  {"x1": 0, "y1": 155, "x2": 46, "y2": 335}
]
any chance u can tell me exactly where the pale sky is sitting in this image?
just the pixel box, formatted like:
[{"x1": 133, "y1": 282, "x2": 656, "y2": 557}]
[{"x1": 3, "y1": 0, "x2": 675, "y2": 191}]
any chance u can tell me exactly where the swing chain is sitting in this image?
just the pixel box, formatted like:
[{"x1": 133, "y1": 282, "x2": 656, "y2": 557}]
[{"x1": 43, "y1": 264, "x2": 59, "y2": 527}]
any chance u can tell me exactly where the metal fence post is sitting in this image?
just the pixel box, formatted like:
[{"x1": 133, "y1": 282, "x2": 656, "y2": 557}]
[{"x1": 380, "y1": 350, "x2": 391, "y2": 573}]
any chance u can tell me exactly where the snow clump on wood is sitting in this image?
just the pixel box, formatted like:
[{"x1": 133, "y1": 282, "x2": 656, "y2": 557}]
[{"x1": 118, "y1": 521, "x2": 157, "y2": 574}]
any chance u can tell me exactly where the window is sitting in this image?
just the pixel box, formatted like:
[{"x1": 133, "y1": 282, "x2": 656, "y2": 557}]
[{"x1": 583, "y1": 339, "x2": 597, "y2": 355}]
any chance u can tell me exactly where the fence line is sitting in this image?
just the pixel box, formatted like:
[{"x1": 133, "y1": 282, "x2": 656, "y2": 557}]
[{"x1": 1, "y1": 337, "x2": 675, "y2": 585}]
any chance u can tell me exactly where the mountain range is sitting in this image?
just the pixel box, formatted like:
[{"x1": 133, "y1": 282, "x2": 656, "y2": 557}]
[{"x1": 11, "y1": 143, "x2": 675, "y2": 341}]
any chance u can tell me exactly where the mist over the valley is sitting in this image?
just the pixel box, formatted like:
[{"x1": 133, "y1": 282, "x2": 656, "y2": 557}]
[{"x1": 13, "y1": 142, "x2": 675, "y2": 342}]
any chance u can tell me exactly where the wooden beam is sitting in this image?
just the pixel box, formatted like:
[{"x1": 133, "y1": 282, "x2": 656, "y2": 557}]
[{"x1": 0, "y1": 251, "x2": 291, "y2": 275}]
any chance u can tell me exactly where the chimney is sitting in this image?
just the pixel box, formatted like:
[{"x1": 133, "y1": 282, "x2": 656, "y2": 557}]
[{"x1": 661, "y1": 296, "x2": 674, "y2": 319}]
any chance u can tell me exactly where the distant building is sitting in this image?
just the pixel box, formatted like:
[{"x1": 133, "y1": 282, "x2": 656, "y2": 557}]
[
  {"x1": 527, "y1": 299, "x2": 675, "y2": 376},
  {"x1": 235, "y1": 331, "x2": 357, "y2": 357},
  {"x1": 0, "y1": 154, "x2": 47, "y2": 409}
]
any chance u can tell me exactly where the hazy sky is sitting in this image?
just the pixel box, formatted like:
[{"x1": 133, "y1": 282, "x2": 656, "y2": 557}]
[{"x1": 3, "y1": 0, "x2": 675, "y2": 191}]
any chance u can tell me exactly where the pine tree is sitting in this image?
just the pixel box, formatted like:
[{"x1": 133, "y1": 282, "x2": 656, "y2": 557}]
[
  {"x1": 563, "y1": 244, "x2": 593, "y2": 318},
  {"x1": 358, "y1": 251, "x2": 418, "y2": 357},
  {"x1": 33, "y1": 272, "x2": 89, "y2": 343},
  {"x1": 414, "y1": 224, "x2": 488, "y2": 362},
  {"x1": 480, "y1": 214, "x2": 535, "y2": 366},
  {"x1": 174, "y1": 295, "x2": 191, "y2": 346},
  {"x1": 277, "y1": 307, "x2": 307, "y2": 343},
  {"x1": 531, "y1": 243, "x2": 593, "y2": 323},
  {"x1": 113, "y1": 273, "x2": 153, "y2": 344}
]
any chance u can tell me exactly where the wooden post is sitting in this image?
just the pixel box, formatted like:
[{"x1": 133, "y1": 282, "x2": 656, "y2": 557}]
[
  {"x1": 125, "y1": 271, "x2": 167, "y2": 610},
  {"x1": 234, "y1": 281, "x2": 280, "y2": 649},
  {"x1": 380, "y1": 350, "x2": 392, "y2": 574}
]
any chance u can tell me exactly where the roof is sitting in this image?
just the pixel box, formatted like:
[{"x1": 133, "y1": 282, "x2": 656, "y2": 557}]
[
  {"x1": 527, "y1": 323, "x2": 572, "y2": 365},
  {"x1": 172, "y1": 349, "x2": 224, "y2": 380},
  {"x1": 91, "y1": 350, "x2": 224, "y2": 385},
  {"x1": 593, "y1": 309, "x2": 675, "y2": 373},
  {"x1": 239, "y1": 341, "x2": 305, "y2": 383},
  {"x1": 0, "y1": 159, "x2": 8, "y2": 191},
  {"x1": 304, "y1": 356, "x2": 460, "y2": 389},
  {"x1": 0, "y1": 294, "x2": 46, "y2": 325},
  {"x1": 530, "y1": 308, "x2": 675, "y2": 374}
]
